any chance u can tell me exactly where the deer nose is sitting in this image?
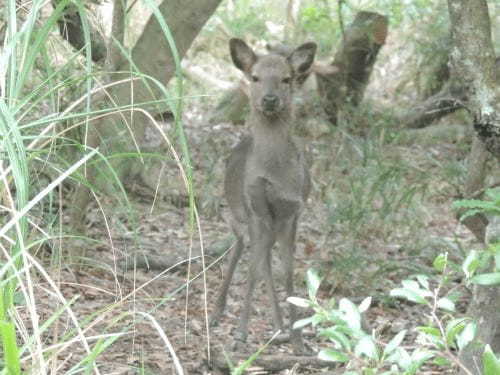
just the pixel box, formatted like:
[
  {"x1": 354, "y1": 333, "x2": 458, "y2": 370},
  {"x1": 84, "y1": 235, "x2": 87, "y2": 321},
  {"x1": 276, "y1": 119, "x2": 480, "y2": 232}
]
[{"x1": 262, "y1": 94, "x2": 279, "y2": 109}]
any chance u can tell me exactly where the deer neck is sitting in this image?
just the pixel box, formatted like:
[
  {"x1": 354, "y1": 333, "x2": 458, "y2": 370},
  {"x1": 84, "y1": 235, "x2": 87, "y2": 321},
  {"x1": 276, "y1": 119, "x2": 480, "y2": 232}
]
[
  {"x1": 247, "y1": 110, "x2": 298, "y2": 169},
  {"x1": 249, "y1": 110, "x2": 293, "y2": 142}
]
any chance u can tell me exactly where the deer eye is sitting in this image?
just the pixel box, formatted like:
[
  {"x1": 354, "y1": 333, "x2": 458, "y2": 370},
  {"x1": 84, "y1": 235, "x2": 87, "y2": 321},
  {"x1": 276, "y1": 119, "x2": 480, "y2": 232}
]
[
  {"x1": 251, "y1": 75, "x2": 259, "y2": 82},
  {"x1": 282, "y1": 77, "x2": 291, "y2": 84}
]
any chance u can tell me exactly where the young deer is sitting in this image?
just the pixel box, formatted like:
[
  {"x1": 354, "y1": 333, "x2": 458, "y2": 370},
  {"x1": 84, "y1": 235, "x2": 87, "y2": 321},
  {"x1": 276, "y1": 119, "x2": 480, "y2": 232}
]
[{"x1": 211, "y1": 38, "x2": 316, "y2": 352}]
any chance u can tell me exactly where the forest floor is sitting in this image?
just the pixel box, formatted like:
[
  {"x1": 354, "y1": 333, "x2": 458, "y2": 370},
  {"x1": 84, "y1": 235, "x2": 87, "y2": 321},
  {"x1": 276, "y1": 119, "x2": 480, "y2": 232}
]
[
  {"x1": 27, "y1": 31, "x2": 494, "y2": 375},
  {"x1": 33, "y1": 106, "x2": 483, "y2": 374}
]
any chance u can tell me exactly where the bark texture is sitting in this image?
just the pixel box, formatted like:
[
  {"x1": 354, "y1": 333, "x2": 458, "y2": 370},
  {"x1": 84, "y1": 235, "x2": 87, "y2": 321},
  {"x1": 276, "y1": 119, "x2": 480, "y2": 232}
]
[
  {"x1": 459, "y1": 138, "x2": 490, "y2": 243},
  {"x1": 110, "y1": 0, "x2": 222, "y2": 111},
  {"x1": 448, "y1": 0, "x2": 500, "y2": 159},
  {"x1": 316, "y1": 11, "x2": 388, "y2": 125},
  {"x1": 70, "y1": 0, "x2": 222, "y2": 232},
  {"x1": 447, "y1": 1, "x2": 500, "y2": 373}
]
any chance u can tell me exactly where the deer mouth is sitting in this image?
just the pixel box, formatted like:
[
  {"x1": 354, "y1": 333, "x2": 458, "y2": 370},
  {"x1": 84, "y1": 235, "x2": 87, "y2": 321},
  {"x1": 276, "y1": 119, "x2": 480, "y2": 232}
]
[
  {"x1": 260, "y1": 94, "x2": 282, "y2": 115},
  {"x1": 260, "y1": 104, "x2": 284, "y2": 117},
  {"x1": 262, "y1": 107, "x2": 280, "y2": 116}
]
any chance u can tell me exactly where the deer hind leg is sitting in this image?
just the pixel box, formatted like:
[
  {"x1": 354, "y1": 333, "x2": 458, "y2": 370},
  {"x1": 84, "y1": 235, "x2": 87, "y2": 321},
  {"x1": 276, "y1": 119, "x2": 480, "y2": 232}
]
[{"x1": 211, "y1": 221, "x2": 245, "y2": 327}]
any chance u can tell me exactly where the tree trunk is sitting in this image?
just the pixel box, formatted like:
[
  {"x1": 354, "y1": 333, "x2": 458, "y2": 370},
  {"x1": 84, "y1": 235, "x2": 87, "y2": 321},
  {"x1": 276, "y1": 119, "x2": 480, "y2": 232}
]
[
  {"x1": 459, "y1": 138, "x2": 490, "y2": 243},
  {"x1": 52, "y1": 0, "x2": 107, "y2": 63},
  {"x1": 70, "y1": 0, "x2": 222, "y2": 232},
  {"x1": 447, "y1": 1, "x2": 500, "y2": 373},
  {"x1": 448, "y1": 0, "x2": 500, "y2": 159},
  {"x1": 316, "y1": 11, "x2": 388, "y2": 125}
]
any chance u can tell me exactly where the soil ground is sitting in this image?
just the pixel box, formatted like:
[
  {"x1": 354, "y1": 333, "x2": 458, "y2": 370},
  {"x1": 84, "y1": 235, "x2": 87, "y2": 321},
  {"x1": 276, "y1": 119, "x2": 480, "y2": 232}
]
[{"x1": 31, "y1": 107, "x2": 482, "y2": 374}]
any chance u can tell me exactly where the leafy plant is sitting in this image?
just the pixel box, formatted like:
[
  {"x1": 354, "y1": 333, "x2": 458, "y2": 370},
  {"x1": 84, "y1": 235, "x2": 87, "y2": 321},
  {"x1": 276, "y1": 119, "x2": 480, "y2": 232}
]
[
  {"x1": 298, "y1": 3, "x2": 339, "y2": 54},
  {"x1": 289, "y1": 270, "x2": 435, "y2": 374},
  {"x1": 217, "y1": 0, "x2": 268, "y2": 39},
  {"x1": 328, "y1": 140, "x2": 426, "y2": 235},
  {"x1": 454, "y1": 188, "x2": 500, "y2": 285},
  {"x1": 453, "y1": 188, "x2": 500, "y2": 222},
  {"x1": 389, "y1": 257, "x2": 476, "y2": 371},
  {"x1": 0, "y1": 1, "x2": 192, "y2": 373},
  {"x1": 391, "y1": 250, "x2": 500, "y2": 375},
  {"x1": 291, "y1": 258, "x2": 500, "y2": 375}
]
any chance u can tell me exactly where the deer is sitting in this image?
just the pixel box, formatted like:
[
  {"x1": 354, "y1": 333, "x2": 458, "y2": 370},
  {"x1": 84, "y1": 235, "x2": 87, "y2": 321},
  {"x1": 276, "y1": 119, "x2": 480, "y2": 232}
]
[{"x1": 210, "y1": 38, "x2": 317, "y2": 353}]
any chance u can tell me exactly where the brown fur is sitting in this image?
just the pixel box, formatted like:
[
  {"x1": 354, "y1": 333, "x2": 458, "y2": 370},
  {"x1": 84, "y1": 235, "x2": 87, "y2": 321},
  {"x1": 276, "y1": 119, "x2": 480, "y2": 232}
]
[{"x1": 211, "y1": 38, "x2": 317, "y2": 353}]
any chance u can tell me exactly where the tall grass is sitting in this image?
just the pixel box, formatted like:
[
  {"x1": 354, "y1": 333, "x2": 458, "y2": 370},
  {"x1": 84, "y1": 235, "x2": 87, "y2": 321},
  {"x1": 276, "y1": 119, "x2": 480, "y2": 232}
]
[{"x1": 0, "y1": 1, "x2": 196, "y2": 373}]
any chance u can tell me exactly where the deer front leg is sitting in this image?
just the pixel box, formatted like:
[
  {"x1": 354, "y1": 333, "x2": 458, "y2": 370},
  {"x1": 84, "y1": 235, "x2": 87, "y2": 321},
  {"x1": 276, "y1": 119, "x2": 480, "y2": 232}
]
[
  {"x1": 236, "y1": 182, "x2": 276, "y2": 344},
  {"x1": 263, "y1": 243, "x2": 284, "y2": 332},
  {"x1": 277, "y1": 216, "x2": 304, "y2": 354}
]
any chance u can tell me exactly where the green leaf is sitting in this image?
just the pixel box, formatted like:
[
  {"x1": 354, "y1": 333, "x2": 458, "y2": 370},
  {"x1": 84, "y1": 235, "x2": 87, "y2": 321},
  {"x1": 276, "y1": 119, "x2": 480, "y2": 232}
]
[
  {"x1": 401, "y1": 280, "x2": 420, "y2": 290},
  {"x1": 319, "y1": 327, "x2": 352, "y2": 351},
  {"x1": 433, "y1": 253, "x2": 447, "y2": 272},
  {"x1": 387, "y1": 347, "x2": 411, "y2": 369},
  {"x1": 436, "y1": 297, "x2": 455, "y2": 312},
  {"x1": 462, "y1": 250, "x2": 480, "y2": 279},
  {"x1": 390, "y1": 288, "x2": 427, "y2": 304},
  {"x1": 0, "y1": 321, "x2": 21, "y2": 375},
  {"x1": 287, "y1": 296, "x2": 310, "y2": 308},
  {"x1": 471, "y1": 272, "x2": 500, "y2": 285},
  {"x1": 453, "y1": 198, "x2": 500, "y2": 216},
  {"x1": 339, "y1": 298, "x2": 362, "y2": 331},
  {"x1": 397, "y1": 348, "x2": 434, "y2": 374},
  {"x1": 311, "y1": 312, "x2": 326, "y2": 327},
  {"x1": 433, "y1": 356, "x2": 451, "y2": 366},
  {"x1": 416, "y1": 326, "x2": 445, "y2": 348},
  {"x1": 384, "y1": 330, "x2": 407, "y2": 357},
  {"x1": 358, "y1": 297, "x2": 372, "y2": 313},
  {"x1": 416, "y1": 275, "x2": 430, "y2": 290},
  {"x1": 306, "y1": 269, "x2": 321, "y2": 299},
  {"x1": 318, "y1": 348, "x2": 349, "y2": 362},
  {"x1": 416, "y1": 326, "x2": 441, "y2": 337},
  {"x1": 445, "y1": 318, "x2": 469, "y2": 347},
  {"x1": 456, "y1": 322, "x2": 476, "y2": 351},
  {"x1": 483, "y1": 344, "x2": 500, "y2": 375},
  {"x1": 401, "y1": 279, "x2": 432, "y2": 298},
  {"x1": 458, "y1": 208, "x2": 484, "y2": 221},
  {"x1": 354, "y1": 335, "x2": 379, "y2": 361},
  {"x1": 411, "y1": 349, "x2": 435, "y2": 363},
  {"x1": 293, "y1": 316, "x2": 314, "y2": 329}
]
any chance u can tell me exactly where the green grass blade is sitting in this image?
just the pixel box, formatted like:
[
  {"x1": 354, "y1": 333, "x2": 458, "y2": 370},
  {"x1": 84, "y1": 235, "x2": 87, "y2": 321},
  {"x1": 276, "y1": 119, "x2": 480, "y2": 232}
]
[{"x1": 0, "y1": 321, "x2": 21, "y2": 375}]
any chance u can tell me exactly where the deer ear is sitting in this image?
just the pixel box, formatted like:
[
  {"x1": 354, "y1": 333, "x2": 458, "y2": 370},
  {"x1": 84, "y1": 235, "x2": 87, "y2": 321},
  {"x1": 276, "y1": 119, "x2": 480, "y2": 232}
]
[
  {"x1": 230, "y1": 38, "x2": 257, "y2": 74},
  {"x1": 288, "y1": 42, "x2": 317, "y2": 76}
]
